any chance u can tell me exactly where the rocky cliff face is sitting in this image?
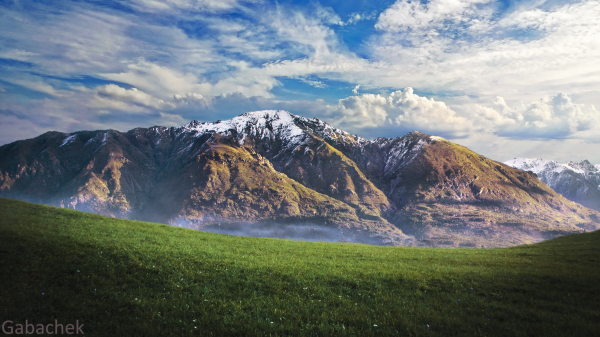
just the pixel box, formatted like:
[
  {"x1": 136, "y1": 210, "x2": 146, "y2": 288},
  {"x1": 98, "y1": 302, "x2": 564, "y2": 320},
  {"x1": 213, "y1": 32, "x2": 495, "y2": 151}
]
[
  {"x1": 1, "y1": 110, "x2": 599, "y2": 247},
  {"x1": 505, "y1": 158, "x2": 600, "y2": 213}
]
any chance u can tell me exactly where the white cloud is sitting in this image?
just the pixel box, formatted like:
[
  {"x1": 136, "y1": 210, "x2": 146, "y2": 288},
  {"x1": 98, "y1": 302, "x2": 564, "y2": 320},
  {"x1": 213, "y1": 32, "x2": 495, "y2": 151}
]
[
  {"x1": 335, "y1": 93, "x2": 390, "y2": 128},
  {"x1": 102, "y1": 60, "x2": 208, "y2": 99},
  {"x1": 389, "y1": 88, "x2": 473, "y2": 134},
  {"x1": 344, "y1": 11, "x2": 377, "y2": 25},
  {"x1": 468, "y1": 93, "x2": 600, "y2": 140},
  {"x1": 95, "y1": 84, "x2": 172, "y2": 109},
  {"x1": 0, "y1": 49, "x2": 39, "y2": 62},
  {"x1": 332, "y1": 87, "x2": 474, "y2": 136},
  {"x1": 452, "y1": 134, "x2": 600, "y2": 164},
  {"x1": 375, "y1": 0, "x2": 493, "y2": 32},
  {"x1": 367, "y1": 0, "x2": 600, "y2": 105},
  {"x1": 5, "y1": 79, "x2": 60, "y2": 96},
  {"x1": 314, "y1": 5, "x2": 343, "y2": 26},
  {"x1": 266, "y1": 8, "x2": 340, "y2": 58},
  {"x1": 352, "y1": 85, "x2": 360, "y2": 94},
  {"x1": 297, "y1": 78, "x2": 328, "y2": 88},
  {"x1": 328, "y1": 88, "x2": 600, "y2": 142},
  {"x1": 173, "y1": 92, "x2": 209, "y2": 106},
  {"x1": 127, "y1": 0, "x2": 261, "y2": 13}
]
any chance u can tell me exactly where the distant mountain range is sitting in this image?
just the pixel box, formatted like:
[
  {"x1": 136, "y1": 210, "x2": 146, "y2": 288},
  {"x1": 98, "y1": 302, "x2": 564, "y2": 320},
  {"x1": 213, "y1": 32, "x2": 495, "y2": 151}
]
[
  {"x1": 505, "y1": 158, "x2": 600, "y2": 212},
  {"x1": 1, "y1": 110, "x2": 599, "y2": 247}
]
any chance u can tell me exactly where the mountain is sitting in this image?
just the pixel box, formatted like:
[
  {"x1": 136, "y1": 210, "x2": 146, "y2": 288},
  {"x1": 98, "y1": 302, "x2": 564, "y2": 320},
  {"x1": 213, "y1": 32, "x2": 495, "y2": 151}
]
[
  {"x1": 1, "y1": 110, "x2": 599, "y2": 247},
  {"x1": 505, "y1": 158, "x2": 600, "y2": 212}
]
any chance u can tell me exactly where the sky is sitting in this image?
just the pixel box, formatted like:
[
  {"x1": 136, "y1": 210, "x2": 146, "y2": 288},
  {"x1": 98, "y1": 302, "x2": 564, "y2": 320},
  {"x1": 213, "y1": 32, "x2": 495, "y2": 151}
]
[{"x1": 1, "y1": 0, "x2": 599, "y2": 163}]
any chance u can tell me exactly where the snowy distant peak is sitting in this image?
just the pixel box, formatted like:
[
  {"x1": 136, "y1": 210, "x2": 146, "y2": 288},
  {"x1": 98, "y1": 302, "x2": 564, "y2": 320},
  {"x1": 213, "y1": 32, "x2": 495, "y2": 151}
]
[
  {"x1": 564, "y1": 160, "x2": 598, "y2": 175},
  {"x1": 505, "y1": 158, "x2": 599, "y2": 178},
  {"x1": 504, "y1": 158, "x2": 566, "y2": 175},
  {"x1": 505, "y1": 157, "x2": 600, "y2": 212}
]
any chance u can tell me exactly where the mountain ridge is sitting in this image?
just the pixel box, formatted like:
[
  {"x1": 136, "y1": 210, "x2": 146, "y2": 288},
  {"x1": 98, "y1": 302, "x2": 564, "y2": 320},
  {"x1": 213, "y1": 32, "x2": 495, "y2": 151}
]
[{"x1": 1, "y1": 110, "x2": 599, "y2": 247}]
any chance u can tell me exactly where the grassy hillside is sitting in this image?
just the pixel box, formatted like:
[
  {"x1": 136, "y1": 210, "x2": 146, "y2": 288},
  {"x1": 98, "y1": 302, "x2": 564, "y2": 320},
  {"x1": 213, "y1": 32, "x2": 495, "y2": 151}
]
[{"x1": 1, "y1": 198, "x2": 599, "y2": 336}]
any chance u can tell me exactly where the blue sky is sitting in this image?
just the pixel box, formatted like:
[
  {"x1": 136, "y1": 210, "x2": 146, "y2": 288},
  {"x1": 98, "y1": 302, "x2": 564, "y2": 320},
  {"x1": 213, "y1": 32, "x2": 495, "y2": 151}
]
[{"x1": 1, "y1": 0, "x2": 599, "y2": 163}]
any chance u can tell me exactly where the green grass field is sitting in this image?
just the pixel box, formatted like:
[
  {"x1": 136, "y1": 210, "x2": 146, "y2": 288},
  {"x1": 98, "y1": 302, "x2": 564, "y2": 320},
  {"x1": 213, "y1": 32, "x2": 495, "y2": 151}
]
[{"x1": 1, "y1": 197, "x2": 599, "y2": 336}]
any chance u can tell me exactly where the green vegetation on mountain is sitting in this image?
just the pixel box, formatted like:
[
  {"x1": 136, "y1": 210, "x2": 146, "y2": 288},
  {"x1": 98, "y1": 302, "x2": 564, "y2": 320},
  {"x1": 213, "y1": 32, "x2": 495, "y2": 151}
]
[
  {"x1": 174, "y1": 141, "x2": 360, "y2": 222},
  {"x1": 1, "y1": 198, "x2": 599, "y2": 336},
  {"x1": 271, "y1": 136, "x2": 392, "y2": 220}
]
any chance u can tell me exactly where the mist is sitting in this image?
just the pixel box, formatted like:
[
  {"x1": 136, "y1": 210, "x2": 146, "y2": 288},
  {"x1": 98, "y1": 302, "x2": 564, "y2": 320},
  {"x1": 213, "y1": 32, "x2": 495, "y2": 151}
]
[{"x1": 168, "y1": 218, "x2": 395, "y2": 245}]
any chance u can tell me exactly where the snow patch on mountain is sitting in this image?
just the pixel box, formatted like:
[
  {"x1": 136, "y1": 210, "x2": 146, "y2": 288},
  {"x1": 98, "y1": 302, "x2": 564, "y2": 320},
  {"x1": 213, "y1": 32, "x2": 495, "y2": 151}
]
[
  {"x1": 60, "y1": 134, "x2": 76, "y2": 147},
  {"x1": 382, "y1": 134, "x2": 428, "y2": 178}
]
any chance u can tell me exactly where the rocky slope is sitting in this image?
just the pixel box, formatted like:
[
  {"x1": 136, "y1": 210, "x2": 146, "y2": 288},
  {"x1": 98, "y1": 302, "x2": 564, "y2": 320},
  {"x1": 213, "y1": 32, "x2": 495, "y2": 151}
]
[
  {"x1": 505, "y1": 158, "x2": 600, "y2": 213},
  {"x1": 1, "y1": 110, "x2": 599, "y2": 247}
]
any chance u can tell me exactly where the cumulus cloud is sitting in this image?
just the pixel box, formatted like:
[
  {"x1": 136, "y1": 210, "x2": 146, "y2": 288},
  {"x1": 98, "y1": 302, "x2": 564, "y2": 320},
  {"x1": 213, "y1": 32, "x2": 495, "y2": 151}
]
[
  {"x1": 329, "y1": 88, "x2": 600, "y2": 142},
  {"x1": 332, "y1": 88, "x2": 474, "y2": 136},
  {"x1": 173, "y1": 92, "x2": 209, "y2": 106},
  {"x1": 389, "y1": 88, "x2": 473, "y2": 133},
  {"x1": 335, "y1": 93, "x2": 390, "y2": 129},
  {"x1": 469, "y1": 93, "x2": 600, "y2": 140}
]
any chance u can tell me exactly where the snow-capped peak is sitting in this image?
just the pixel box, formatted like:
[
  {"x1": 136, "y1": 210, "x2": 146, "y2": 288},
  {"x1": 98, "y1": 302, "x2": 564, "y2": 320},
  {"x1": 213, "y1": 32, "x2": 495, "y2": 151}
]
[
  {"x1": 179, "y1": 110, "x2": 370, "y2": 148},
  {"x1": 180, "y1": 110, "x2": 307, "y2": 147}
]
